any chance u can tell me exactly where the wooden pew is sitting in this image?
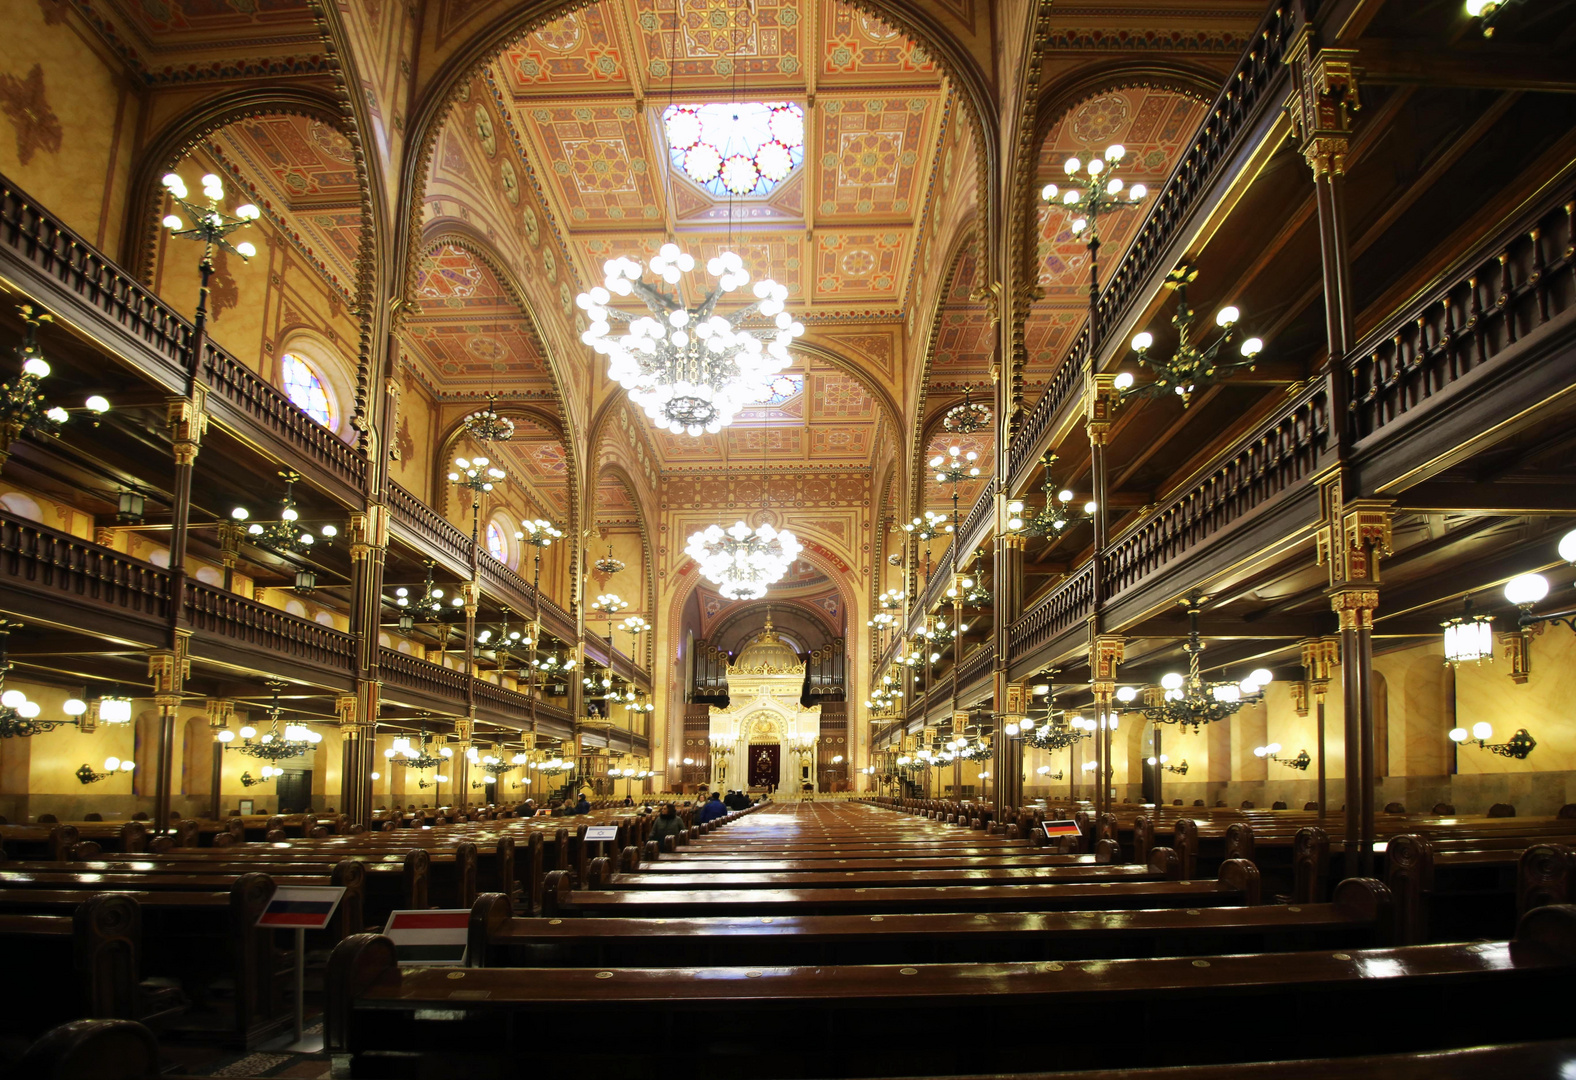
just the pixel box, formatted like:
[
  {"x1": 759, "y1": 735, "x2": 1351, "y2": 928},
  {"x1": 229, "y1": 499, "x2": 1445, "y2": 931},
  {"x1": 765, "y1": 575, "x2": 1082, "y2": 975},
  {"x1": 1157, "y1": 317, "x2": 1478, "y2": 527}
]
[
  {"x1": 1385, "y1": 835, "x2": 1576, "y2": 943},
  {"x1": 324, "y1": 905, "x2": 1576, "y2": 1079},
  {"x1": 469, "y1": 876, "x2": 1390, "y2": 968},
  {"x1": 0, "y1": 893, "x2": 148, "y2": 1038}
]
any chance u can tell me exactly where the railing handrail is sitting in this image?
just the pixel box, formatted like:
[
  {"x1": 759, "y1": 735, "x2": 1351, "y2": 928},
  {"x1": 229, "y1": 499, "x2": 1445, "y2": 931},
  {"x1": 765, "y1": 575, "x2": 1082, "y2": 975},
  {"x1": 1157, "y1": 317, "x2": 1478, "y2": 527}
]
[{"x1": 1009, "y1": 0, "x2": 1302, "y2": 487}]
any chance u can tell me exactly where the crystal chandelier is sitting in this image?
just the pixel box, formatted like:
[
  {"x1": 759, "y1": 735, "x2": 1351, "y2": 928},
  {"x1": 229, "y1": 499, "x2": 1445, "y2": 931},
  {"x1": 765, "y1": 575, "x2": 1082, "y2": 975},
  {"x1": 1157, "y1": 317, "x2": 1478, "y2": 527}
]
[
  {"x1": 383, "y1": 732, "x2": 450, "y2": 772},
  {"x1": 461, "y1": 394, "x2": 515, "y2": 443},
  {"x1": 685, "y1": 521, "x2": 803, "y2": 600},
  {"x1": 942, "y1": 383, "x2": 991, "y2": 435},
  {"x1": 576, "y1": 246, "x2": 803, "y2": 436},
  {"x1": 1117, "y1": 266, "x2": 1264, "y2": 406},
  {"x1": 1115, "y1": 594, "x2": 1272, "y2": 732}
]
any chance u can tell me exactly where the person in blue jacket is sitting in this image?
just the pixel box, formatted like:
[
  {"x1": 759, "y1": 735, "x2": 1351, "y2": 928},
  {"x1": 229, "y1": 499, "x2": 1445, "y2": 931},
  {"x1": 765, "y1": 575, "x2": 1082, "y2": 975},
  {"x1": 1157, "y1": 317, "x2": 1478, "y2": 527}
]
[{"x1": 698, "y1": 791, "x2": 727, "y2": 823}]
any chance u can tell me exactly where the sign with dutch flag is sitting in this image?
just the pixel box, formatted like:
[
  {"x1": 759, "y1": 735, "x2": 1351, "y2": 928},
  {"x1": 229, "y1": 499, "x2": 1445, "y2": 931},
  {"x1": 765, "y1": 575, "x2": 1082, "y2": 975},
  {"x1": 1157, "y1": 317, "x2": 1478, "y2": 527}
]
[
  {"x1": 383, "y1": 910, "x2": 471, "y2": 966},
  {"x1": 256, "y1": 885, "x2": 345, "y2": 929}
]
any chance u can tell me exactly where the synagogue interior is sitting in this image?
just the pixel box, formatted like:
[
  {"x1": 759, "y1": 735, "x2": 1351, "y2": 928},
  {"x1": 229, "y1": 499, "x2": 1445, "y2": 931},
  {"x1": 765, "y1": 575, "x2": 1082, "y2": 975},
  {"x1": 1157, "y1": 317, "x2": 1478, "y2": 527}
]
[{"x1": 0, "y1": 0, "x2": 1575, "y2": 1075}]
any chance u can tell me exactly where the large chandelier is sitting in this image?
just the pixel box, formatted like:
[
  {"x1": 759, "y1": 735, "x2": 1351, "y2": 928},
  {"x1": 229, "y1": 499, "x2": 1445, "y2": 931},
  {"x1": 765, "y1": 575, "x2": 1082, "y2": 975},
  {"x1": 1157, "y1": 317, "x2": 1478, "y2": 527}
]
[
  {"x1": 576, "y1": 247, "x2": 802, "y2": 436},
  {"x1": 462, "y1": 394, "x2": 515, "y2": 443},
  {"x1": 217, "y1": 683, "x2": 322, "y2": 762},
  {"x1": 685, "y1": 521, "x2": 803, "y2": 600},
  {"x1": 1117, "y1": 266, "x2": 1264, "y2": 406},
  {"x1": 1115, "y1": 594, "x2": 1272, "y2": 732},
  {"x1": 942, "y1": 384, "x2": 990, "y2": 435}
]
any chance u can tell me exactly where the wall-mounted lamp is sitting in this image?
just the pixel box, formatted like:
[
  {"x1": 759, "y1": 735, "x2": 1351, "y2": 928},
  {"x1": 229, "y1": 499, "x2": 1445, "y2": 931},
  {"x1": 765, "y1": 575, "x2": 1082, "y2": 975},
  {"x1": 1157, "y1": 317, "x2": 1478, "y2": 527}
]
[
  {"x1": 1253, "y1": 744, "x2": 1309, "y2": 770},
  {"x1": 240, "y1": 766, "x2": 282, "y2": 787},
  {"x1": 117, "y1": 489, "x2": 146, "y2": 524},
  {"x1": 1147, "y1": 754, "x2": 1190, "y2": 775},
  {"x1": 1449, "y1": 722, "x2": 1536, "y2": 759},
  {"x1": 76, "y1": 757, "x2": 135, "y2": 784},
  {"x1": 1034, "y1": 765, "x2": 1064, "y2": 780}
]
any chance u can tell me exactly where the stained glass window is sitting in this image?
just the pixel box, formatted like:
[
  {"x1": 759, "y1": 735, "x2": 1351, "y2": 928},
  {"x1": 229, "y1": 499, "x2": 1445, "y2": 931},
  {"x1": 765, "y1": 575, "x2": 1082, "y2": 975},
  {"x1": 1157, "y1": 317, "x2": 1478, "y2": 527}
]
[
  {"x1": 663, "y1": 102, "x2": 805, "y2": 198},
  {"x1": 280, "y1": 353, "x2": 334, "y2": 427},
  {"x1": 746, "y1": 373, "x2": 804, "y2": 405},
  {"x1": 486, "y1": 520, "x2": 509, "y2": 561}
]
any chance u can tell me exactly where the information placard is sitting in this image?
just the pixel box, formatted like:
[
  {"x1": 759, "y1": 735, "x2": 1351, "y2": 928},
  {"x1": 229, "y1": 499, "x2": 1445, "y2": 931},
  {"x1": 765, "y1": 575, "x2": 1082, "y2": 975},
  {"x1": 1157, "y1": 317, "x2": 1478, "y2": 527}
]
[
  {"x1": 1042, "y1": 820, "x2": 1081, "y2": 839},
  {"x1": 257, "y1": 885, "x2": 345, "y2": 929},
  {"x1": 584, "y1": 825, "x2": 619, "y2": 841}
]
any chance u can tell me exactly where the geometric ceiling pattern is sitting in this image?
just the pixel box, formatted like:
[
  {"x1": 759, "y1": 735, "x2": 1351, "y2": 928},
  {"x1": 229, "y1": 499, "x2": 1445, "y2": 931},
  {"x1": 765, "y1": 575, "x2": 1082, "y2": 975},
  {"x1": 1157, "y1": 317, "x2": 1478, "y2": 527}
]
[
  {"x1": 1025, "y1": 89, "x2": 1209, "y2": 389},
  {"x1": 482, "y1": 416, "x2": 572, "y2": 517},
  {"x1": 402, "y1": 243, "x2": 556, "y2": 397},
  {"x1": 474, "y1": 0, "x2": 950, "y2": 316},
  {"x1": 207, "y1": 116, "x2": 365, "y2": 300}
]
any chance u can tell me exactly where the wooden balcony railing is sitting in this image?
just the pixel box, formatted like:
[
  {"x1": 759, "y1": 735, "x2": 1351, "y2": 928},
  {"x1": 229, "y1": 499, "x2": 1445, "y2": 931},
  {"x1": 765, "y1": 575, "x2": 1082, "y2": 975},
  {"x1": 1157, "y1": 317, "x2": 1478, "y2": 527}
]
[
  {"x1": 184, "y1": 582, "x2": 356, "y2": 671},
  {"x1": 0, "y1": 180, "x2": 190, "y2": 391},
  {"x1": 1101, "y1": 379, "x2": 1331, "y2": 600},
  {"x1": 1009, "y1": 1, "x2": 1302, "y2": 489},
  {"x1": 200, "y1": 344, "x2": 366, "y2": 495},
  {"x1": 1349, "y1": 182, "x2": 1576, "y2": 445},
  {"x1": 387, "y1": 481, "x2": 471, "y2": 569},
  {"x1": 1009, "y1": 563, "x2": 1095, "y2": 660},
  {"x1": 956, "y1": 640, "x2": 997, "y2": 694},
  {"x1": 0, "y1": 512, "x2": 171, "y2": 626},
  {"x1": 378, "y1": 646, "x2": 470, "y2": 701}
]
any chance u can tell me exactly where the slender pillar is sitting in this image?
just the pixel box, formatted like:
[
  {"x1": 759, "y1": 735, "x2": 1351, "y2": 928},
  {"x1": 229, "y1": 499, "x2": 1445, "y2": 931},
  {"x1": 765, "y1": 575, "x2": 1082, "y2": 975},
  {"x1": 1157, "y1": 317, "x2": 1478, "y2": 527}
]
[
  {"x1": 1152, "y1": 727, "x2": 1163, "y2": 809},
  {"x1": 1088, "y1": 633, "x2": 1124, "y2": 817},
  {"x1": 205, "y1": 698, "x2": 234, "y2": 819},
  {"x1": 1300, "y1": 637, "x2": 1339, "y2": 820},
  {"x1": 346, "y1": 506, "x2": 388, "y2": 827}
]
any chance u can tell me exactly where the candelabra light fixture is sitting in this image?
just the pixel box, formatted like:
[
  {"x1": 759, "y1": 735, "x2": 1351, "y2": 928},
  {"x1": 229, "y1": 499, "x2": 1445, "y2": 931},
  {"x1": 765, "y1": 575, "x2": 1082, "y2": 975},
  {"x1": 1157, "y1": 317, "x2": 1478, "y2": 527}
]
[
  {"x1": 519, "y1": 518, "x2": 563, "y2": 552},
  {"x1": 449, "y1": 456, "x2": 506, "y2": 519},
  {"x1": 230, "y1": 472, "x2": 339, "y2": 555},
  {"x1": 217, "y1": 682, "x2": 322, "y2": 762},
  {"x1": 1015, "y1": 454, "x2": 1095, "y2": 539},
  {"x1": 391, "y1": 561, "x2": 461, "y2": 632},
  {"x1": 461, "y1": 394, "x2": 515, "y2": 443},
  {"x1": 1254, "y1": 743, "x2": 1310, "y2": 770},
  {"x1": 684, "y1": 521, "x2": 803, "y2": 600},
  {"x1": 160, "y1": 171, "x2": 260, "y2": 262},
  {"x1": 1, "y1": 304, "x2": 111, "y2": 468},
  {"x1": 1497, "y1": 528, "x2": 1576, "y2": 682},
  {"x1": 1449, "y1": 722, "x2": 1537, "y2": 759},
  {"x1": 76, "y1": 757, "x2": 136, "y2": 784},
  {"x1": 383, "y1": 732, "x2": 451, "y2": 772},
  {"x1": 1114, "y1": 594, "x2": 1272, "y2": 731},
  {"x1": 1040, "y1": 144, "x2": 1148, "y2": 242},
  {"x1": 942, "y1": 383, "x2": 991, "y2": 435},
  {"x1": 1117, "y1": 266, "x2": 1264, "y2": 406},
  {"x1": 576, "y1": 246, "x2": 802, "y2": 436},
  {"x1": 593, "y1": 543, "x2": 626, "y2": 577}
]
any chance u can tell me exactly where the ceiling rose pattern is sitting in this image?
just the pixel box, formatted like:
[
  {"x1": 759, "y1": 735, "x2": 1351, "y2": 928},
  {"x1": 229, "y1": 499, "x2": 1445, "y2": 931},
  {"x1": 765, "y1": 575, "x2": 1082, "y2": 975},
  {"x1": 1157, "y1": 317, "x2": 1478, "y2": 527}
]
[
  {"x1": 523, "y1": 104, "x2": 662, "y2": 223},
  {"x1": 821, "y1": 4, "x2": 936, "y2": 79},
  {"x1": 630, "y1": 0, "x2": 804, "y2": 82},
  {"x1": 815, "y1": 231, "x2": 906, "y2": 299},
  {"x1": 817, "y1": 97, "x2": 934, "y2": 218},
  {"x1": 501, "y1": 9, "x2": 630, "y2": 90}
]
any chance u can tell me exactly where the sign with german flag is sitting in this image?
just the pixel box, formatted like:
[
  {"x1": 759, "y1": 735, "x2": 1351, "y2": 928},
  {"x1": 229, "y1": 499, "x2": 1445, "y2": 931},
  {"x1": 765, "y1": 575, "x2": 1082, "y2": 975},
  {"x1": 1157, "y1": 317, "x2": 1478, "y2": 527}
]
[
  {"x1": 1042, "y1": 820, "x2": 1081, "y2": 839},
  {"x1": 383, "y1": 910, "x2": 470, "y2": 966},
  {"x1": 256, "y1": 885, "x2": 345, "y2": 929}
]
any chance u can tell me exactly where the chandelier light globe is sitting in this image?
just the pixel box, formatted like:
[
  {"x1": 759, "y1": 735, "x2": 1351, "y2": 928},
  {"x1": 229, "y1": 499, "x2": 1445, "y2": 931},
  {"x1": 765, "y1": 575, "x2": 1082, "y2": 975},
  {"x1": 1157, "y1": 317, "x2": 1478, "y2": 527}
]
[
  {"x1": 1504, "y1": 573, "x2": 1549, "y2": 607},
  {"x1": 685, "y1": 520, "x2": 803, "y2": 599},
  {"x1": 1559, "y1": 528, "x2": 1576, "y2": 565},
  {"x1": 577, "y1": 246, "x2": 803, "y2": 437}
]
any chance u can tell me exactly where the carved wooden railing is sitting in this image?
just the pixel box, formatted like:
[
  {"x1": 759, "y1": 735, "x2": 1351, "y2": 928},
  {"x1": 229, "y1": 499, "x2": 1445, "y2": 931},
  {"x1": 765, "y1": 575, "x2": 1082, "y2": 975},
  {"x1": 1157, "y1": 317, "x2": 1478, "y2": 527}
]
[
  {"x1": 1101, "y1": 379, "x2": 1331, "y2": 600},
  {"x1": 1348, "y1": 182, "x2": 1576, "y2": 444},
  {"x1": 583, "y1": 628, "x2": 651, "y2": 688},
  {"x1": 200, "y1": 344, "x2": 366, "y2": 493},
  {"x1": 0, "y1": 175, "x2": 369, "y2": 495},
  {"x1": 956, "y1": 640, "x2": 996, "y2": 695},
  {"x1": 958, "y1": 483, "x2": 994, "y2": 553},
  {"x1": 1009, "y1": 563, "x2": 1095, "y2": 660},
  {"x1": 378, "y1": 646, "x2": 470, "y2": 701},
  {"x1": 1008, "y1": 1, "x2": 1302, "y2": 488},
  {"x1": 0, "y1": 179, "x2": 190, "y2": 389},
  {"x1": 387, "y1": 482, "x2": 471, "y2": 569},
  {"x1": 0, "y1": 512, "x2": 171, "y2": 623},
  {"x1": 184, "y1": 582, "x2": 356, "y2": 671}
]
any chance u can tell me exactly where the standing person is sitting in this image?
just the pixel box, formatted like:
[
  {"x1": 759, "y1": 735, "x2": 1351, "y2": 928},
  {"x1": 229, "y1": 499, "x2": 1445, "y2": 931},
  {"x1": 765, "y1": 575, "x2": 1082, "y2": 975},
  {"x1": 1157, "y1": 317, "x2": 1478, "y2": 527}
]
[
  {"x1": 648, "y1": 802, "x2": 687, "y2": 845},
  {"x1": 699, "y1": 791, "x2": 727, "y2": 824},
  {"x1": 574, "y1": 793, "x2": 591, "y2": 815}
]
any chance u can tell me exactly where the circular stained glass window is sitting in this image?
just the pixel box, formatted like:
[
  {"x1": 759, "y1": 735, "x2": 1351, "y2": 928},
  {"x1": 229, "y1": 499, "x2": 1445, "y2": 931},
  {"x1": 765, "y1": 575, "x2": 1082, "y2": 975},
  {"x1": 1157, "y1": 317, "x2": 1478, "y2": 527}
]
[
  {"x1": 662, "y1": 102, "x2": 806, "y2": 198},
  {"x1": 485, "y1": 520, "x2": 509, "y2": 561}
]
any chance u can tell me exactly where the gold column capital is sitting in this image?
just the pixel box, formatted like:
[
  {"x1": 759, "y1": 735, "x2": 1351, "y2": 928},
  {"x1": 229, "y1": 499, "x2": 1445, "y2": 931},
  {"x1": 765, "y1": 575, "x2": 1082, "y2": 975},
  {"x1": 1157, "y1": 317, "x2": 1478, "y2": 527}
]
[
  {"x1": 205, "y1": 697, "x2": 236, "y2": 730},
  {"x1": 1088, "y1": 631, "x2": 1125, "y2": 692},
  {"x1": 1085, "y1": 370, "x2": 1121, "y2": 447},
  {"x1": 349, "y1": 504, "x2": 389, "y2": 561},
  {"x1": 1328, "y1": 586, "x2": 1380, "y2": 631},
  {"x1": 1284, "y1": 29, "x2": 1361, "y2": 179},
  {"x1": 166, "y1": 391, "x2": 209, "y2": 466}
]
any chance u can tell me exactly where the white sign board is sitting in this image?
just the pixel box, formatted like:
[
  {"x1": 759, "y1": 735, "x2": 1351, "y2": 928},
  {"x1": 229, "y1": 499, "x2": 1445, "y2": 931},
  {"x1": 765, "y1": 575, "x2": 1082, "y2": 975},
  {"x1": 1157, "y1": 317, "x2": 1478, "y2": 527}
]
[{"x1": 584, "y1": 825, "x2": 619, "y2": 841}]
